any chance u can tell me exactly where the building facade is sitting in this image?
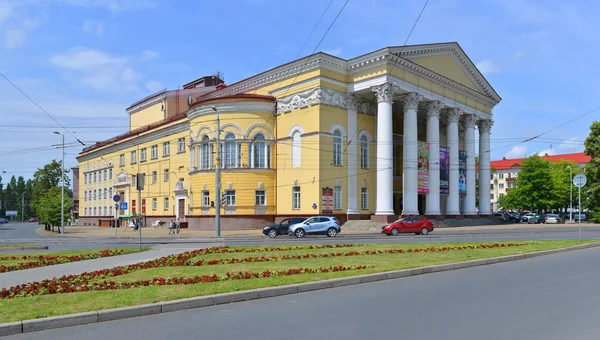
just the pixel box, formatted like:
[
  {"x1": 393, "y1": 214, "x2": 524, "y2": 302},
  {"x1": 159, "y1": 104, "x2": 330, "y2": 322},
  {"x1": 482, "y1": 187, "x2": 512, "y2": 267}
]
[
  {"x1": 77, "y1": 42, "x2": 501, "y2": 228},
  {"x1": 489, "y1": 152, "x2": 590, "y2": 211}
]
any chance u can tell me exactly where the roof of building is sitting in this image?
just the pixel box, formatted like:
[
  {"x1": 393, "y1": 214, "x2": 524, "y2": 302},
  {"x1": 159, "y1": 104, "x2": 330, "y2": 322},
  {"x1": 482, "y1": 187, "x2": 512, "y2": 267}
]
[{"x1": 490, "y1": 152, "x2": 590, "y2": 170}]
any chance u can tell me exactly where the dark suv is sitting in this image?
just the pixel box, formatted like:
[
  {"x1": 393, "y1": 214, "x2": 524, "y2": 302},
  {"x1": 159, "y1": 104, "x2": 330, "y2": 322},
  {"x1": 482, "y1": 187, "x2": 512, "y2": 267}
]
[{"x1": 263, "y1": 217, "x2": 307, "y2": 238}]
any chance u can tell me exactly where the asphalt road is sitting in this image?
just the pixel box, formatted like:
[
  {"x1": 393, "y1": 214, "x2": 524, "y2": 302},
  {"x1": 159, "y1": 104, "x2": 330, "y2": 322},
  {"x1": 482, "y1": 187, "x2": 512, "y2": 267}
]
[
  {"x1": 8, "y1": 244, "x2": 600, "y2": 339},
  {"x1": 3, "y1": 222, "x2": 600, "y2": 250}
]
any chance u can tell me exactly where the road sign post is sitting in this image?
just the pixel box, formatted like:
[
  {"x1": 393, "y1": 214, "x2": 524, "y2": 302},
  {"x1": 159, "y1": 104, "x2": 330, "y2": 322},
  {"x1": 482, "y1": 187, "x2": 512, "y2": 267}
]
[
  {"x1": 573, "y1": 173, "x2": 587, "y2": 242},
  {"x1": 113, "y1": 195, "x2": 121, "y2": 237}
]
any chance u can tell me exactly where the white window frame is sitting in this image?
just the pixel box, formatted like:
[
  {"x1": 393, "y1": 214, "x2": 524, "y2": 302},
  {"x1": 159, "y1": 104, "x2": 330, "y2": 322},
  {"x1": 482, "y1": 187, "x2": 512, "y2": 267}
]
[
  {"x1": 334, "y1": 186, "x2": 342, "y2": 210},
  {"x1": 250, "y1": 133, "x2": 271, "y2": 168},
  {"x1": 222, "y1": 132, "x2": 238, "y2": 168},
  {"x1": 152, "y1": 171, "x2": 157, "y2": 183},
  {"x1": 164, "y1": 197, "x2": 169, "y2": 210},
  {"x1": 200, "y1": 135, "x2": 212, "y2": 169},
  {"x1": 292, "y1": 186, "x2": 300, "y2": 210},
  {"x1": 225, "y1": 190, "x2": 236, "y2": 206},
  {"x1": 361, "y1": 188, "x2": 368, "y2": 210},
  {"x1": 178, "y1": 137, "x2": 186, "y2": 154},
  {"x1": 109, "y1": 168, "x2": 113, "y2": 179},
  {"x1": 255, "y1": 190, "x2": 266, "y2": 206},
  {"x1": 202, "y1": 191, "x2": 210, "y2": 207},
  {"x1": 333, "y1": 130, "x2": 343, "y2": 166},
  {"x1": 360, "y1": 135, "x2": 369, "y2": 169},
  {"x1": 130, "y1": 150, "x2": 136, "y2": 164},
  {"x1": 119, "y1": 154, "x2": 125, "y2": 167},
  {"x1": 292, "y1": 131, "x2": 301, "y2": 168},
  {"x1": 151, "y1": 145, "x2": 158, "y2": 159},
  {"x1": 140, "y1": 148, "x2": 147, "y2": 162},
  {"x1": 164, "y1": 169, "x2": 169, "y2": 182},
  {"x1": 163, "y1": 142, "x2": 170, "y2": 157},
  {"x1": 152, "y1": 198, "x2": 157, "y2": 210}
]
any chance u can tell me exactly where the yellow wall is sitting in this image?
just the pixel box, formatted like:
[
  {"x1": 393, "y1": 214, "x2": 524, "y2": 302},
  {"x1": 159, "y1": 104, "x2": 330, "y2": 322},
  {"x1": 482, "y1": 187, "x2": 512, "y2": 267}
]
[{"x1": 129, "y1": 101, "x2": 165, "y2": 131}]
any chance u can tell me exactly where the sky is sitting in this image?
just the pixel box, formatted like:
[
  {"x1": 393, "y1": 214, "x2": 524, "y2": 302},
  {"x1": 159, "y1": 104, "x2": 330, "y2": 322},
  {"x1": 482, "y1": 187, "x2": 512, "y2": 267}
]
[{"x1": 1, "y1": 0, "x2": 599, "y2": 183}]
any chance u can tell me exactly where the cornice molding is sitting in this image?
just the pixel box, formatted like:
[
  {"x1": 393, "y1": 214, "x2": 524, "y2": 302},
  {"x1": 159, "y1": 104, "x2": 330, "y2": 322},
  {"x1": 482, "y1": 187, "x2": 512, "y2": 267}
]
[
  {"x1": 276, "y1": 86, "x2": 374, "y2": 115},
  {"x1": 187, "y1": 101, "x2": 275, "y2": 120}
]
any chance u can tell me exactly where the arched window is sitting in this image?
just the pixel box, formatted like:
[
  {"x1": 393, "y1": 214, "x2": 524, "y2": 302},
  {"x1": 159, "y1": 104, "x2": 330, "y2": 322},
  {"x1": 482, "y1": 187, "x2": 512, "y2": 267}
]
[
  {"x1": 223, "y1": 132, "x2": 237, "y2": 168},
  {"x1": 200, "y1": 135, "x2": 212, "y2": 169},
  {"x1": 292, "y1": 131, "x2": 301, "y2": 168},
  {"x1": 360, "y1": 135, "x2": 369, "y2": 169},
  {"x1": 333, "y1": 130, "x2": 342, "y2": 166},
  {"x1": 252, "y1": 133, "x2": 266, "y2": 168}
]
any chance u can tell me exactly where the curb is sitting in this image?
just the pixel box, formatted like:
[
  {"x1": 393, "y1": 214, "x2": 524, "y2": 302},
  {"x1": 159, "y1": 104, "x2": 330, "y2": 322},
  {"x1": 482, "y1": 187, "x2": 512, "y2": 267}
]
[{"x1": 1, "y1": 242, "x2": 598, "y2": 336}]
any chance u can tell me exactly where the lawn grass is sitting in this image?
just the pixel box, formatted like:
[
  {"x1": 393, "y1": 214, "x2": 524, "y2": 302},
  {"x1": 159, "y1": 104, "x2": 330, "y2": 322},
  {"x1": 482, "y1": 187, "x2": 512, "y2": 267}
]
[
  {"x1": 0, "y1": 244, "x2": 44, "y2": 249},
  {"x1": 0, "y1": 240, "x2": 593, "y2": 323},
  {"x1": 0, "y1": 248, "x2": 146, "y2": 267}
]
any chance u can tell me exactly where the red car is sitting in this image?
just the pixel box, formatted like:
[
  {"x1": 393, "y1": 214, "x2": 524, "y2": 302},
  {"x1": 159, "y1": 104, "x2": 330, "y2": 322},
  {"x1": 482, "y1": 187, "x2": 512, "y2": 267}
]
[{"x1": 381, "y1": 216, "x2": 434, "y2": 236}]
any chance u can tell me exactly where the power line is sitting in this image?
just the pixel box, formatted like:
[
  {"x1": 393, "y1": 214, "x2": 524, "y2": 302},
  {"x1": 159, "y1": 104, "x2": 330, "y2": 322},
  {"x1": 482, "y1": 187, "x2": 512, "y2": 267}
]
[{"x1": 0, "y1": 71, "x2": 86, "y2": 146}]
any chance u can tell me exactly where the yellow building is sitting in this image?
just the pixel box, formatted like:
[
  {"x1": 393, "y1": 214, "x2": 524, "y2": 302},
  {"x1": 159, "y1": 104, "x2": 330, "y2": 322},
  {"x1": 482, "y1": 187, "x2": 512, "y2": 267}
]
[{"x1": 76, "y1": 42, "x2": 501, "y2": 229}]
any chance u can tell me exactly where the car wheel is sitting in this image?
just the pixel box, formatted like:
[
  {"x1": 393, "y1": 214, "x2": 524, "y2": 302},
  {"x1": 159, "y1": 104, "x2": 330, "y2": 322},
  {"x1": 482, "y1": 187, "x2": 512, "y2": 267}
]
[
  {"x1": 420, "y1": 227, "x2": 429, "y2": 235},
  {"x1": 327, "y1": 228, "x2": 337, "y2": 237},
  {"x1": 267, "y1": 229, "x2": 277, "y2": 238},
  {"x1": 391, "y1": 228, "x2": 399, "y2": 236},
  {"x1": 294, "y1": 229, "x2": 306, "y2": 238}
]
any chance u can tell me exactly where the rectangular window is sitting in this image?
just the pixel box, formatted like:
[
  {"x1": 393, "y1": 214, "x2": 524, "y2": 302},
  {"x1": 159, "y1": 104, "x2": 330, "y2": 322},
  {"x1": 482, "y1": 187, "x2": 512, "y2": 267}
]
[
  {"x1": 109, "y1": 188, "x2": 112, "y2": 198},
  {"x1": 152, "y1": 171, "x2": 157, "y2": 183},
  {"x1": 255, "y1": 190, "x2": 266, "y2": 206},
  {"x1": 164, "y1": 197, "x2": 169, "y2": 210},
  {"x1": 361, "y1": 142, "x2": 369, "y2": 169},
  {"x1": 499, "y1": 173, "x2": 504, "y2": 179},
  {"x1": 163, "y1": 142, "x2": 170, "y2": 157},
  {"x1": 361, "y1": 188, "x2": 368, "y2": 210},
  {"x1": 490, "y1": 194, "x2": 494, "y2": 199},
  {"x1": 499, "y1": 183, "x2": 504, "y2": 189},
  {"x1": 152, "y1": 198, "x2": 157, "y2": 210},
  {"x1": 93, "y1": 172, "x2": 96, "y2": 182},
  {"x1": 202, "y1": 191, "x2": 210, "y2": 207},
  {"x1": 109, "y1": 169, "x2": 113, "y2": 179},
  {"x1": 109, "y1": 206, "x2": 112, "y2": 216},
  {"x1": 178, "y1": 137, "x2": 186, "y2": 153},
  {"x1": 93, "y1": 190, "x2": 96, "y2": 199},
  {"x1": 103, "y1": 188, "x2": 107, "y2": 199},
  {"x1": 141, "y1": 148, "x2": 147, "y2": 162},
  {"x1": 334, "y1": 186, "x2": 342, "y2": 210},
  {"x1": 119, "y1": 154, "x2": 125, "y2": 167},
  {"x1": 131, "y1": 150, "x2": 137, "y2": 164},
  {"x1": 225, "y1": 190, "x2": 236, "y2": 206},
  {"x1": 84, "y1": 173, "x2": 87, "y2": 184},
  {"x1": 490, "y1": 184, "x2": 494, "y2": 190},
  {"x1": 201, "y1": 142, "x2": 211, "y2": 169},
  {"x1": 151, "y1": 145, "x2": 158, "y2": 159},
  {"x1": 292, "y1": 186, "x2": 300, "y2": 210},
  {"x1": 499, "y1": 193, "x2": 505, "y2": 197},
  {"x1": 164, "y1": 169, "x2": 169, "y2": 182},
  {"x1": 132, "y1": 175, "x2": 137, "y2": 187}
]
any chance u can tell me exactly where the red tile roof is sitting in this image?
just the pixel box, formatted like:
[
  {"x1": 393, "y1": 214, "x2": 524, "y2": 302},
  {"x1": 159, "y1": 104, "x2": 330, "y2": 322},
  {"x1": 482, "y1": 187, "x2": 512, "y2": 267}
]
[{"x1": 490, "y1": 152, "x2": 590, "y2": 170}]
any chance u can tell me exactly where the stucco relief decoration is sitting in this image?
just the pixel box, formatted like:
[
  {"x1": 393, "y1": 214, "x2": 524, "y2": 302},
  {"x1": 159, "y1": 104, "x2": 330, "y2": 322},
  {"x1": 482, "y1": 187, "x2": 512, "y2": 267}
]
[
  {"x1": 347, "y1": 93, "x2": 375, "y2": 115},
  {"x1": 443, "y1": 108, "x2": 461, "y2": 123},
  {"x1": 322, "y1": 88, "x2": 347, "y2": 108},
  {"x1": 371, "y1": 82, "x2": 397, "y2": 103},
  {"x1": 401, "y1": 92, "x2": 423, "y2": 110},
  {"x1": 423, "y1": 101, "x2": 443, "y2": 118},
  {"x1": 477, "y1": 119, "x2": 494, "y2": 133},
  {"x1": 276, "y1": 86, "x2": 322, "y2": 113}
]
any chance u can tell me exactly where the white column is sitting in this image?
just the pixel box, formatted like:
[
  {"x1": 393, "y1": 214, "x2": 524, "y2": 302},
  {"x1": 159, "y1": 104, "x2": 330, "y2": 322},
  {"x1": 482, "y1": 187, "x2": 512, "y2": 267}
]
[
  {"x1": 346, "y1": 94, "x2": 360, "y2": 215},
  {"x1": 478, "y1": 119, "x2": 493, "y2": 215},
  {"x1": 424, "y1": 101, "x2": 442, "y2": 215},
  {"x1": 371, "y1": 83, "x2": 396, "y2": 215},
  {"x1": 445, "y1": 108, "x2": 461, "y2": 215},
  {"x1": 401, "y1": 92, "x2": 422, "y2": 216},
  {"x1": 125, "y1": 186, "x2": 130, "y2": 215},
  {"x1": 463, "y1": 114, "x2": 477, "y2": 214}
]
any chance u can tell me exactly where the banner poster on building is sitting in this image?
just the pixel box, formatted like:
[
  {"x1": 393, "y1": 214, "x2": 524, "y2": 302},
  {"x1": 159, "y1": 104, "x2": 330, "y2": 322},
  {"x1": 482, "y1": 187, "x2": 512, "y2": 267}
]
[
  {"x1": 459, "y1": 150, "x2": 467, "y2": 195},
  {"x1": 440, "y1": 146, "x2": 450, "y2": 195},
  {"x1": 142, "y1": 199, "x2": 146, "y2": 214},
  {"x1": 322, "y1": 187, "x2": 333, "y2": 213},
  {"x1": 417, "y1": 141, "x2": 429, "y2": 194}
]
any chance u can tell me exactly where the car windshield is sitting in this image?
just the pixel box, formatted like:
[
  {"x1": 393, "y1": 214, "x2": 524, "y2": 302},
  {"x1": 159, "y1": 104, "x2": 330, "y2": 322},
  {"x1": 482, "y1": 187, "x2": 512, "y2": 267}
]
[{"x1": 547, "y1": 214, "x2": 558, "y2": 218}]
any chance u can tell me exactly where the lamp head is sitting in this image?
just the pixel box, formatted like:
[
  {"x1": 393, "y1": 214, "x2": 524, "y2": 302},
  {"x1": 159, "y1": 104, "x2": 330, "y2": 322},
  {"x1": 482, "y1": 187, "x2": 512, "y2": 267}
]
[
  {"x1": 211, "y1": 106, "x2": 217, "y2": 112},
  {"x1": 53, "y1": 131, "x2": 60, "y2": 135}
]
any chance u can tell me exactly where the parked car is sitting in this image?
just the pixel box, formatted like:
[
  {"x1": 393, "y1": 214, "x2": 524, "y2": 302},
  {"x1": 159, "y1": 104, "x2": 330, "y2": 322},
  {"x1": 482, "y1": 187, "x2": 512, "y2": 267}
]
[
  {"x1": 28, "y1": 217, "x2": 38, "y2": 222},
  {"x1": 574, "y1": 213, "x2": 588, "y2": 222},
  {"x1": 262, "y1": 217, "x2": 307, "y2": 238},
  {"x1": 527, "y1": 214, "x2": 545, "y2": 224},
  {"x1": 545, "y1": 214, "x2": 565, "y2": 224},
  {"x1": 288, "y1": 216, "x2": 341, "y2": 238},
  {"x1": 381, "y1": 216, "x2": 434, "y2": 236},
  {"x1": 0, "y1": 218, "x2": 8, "y2": 224},
  {"x1": 521, "y1": 212, "x2": 537, "y2": 223}
]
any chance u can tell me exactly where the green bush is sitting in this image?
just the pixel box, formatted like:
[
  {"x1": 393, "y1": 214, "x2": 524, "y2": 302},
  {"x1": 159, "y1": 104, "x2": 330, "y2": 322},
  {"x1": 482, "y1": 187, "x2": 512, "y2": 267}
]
[{"x1": 591, "y1": 211, "x2": 600, "y2": 223}]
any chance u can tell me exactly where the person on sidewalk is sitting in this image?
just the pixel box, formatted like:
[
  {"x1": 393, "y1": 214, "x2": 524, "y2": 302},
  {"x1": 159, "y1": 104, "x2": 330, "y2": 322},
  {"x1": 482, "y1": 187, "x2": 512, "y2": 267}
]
[
  {"x1": 169, "y1": 220, "x2": 175, "y2": 235},
  {"x1": 175, "y1": 218, "x2": 181, "y2": 234}
]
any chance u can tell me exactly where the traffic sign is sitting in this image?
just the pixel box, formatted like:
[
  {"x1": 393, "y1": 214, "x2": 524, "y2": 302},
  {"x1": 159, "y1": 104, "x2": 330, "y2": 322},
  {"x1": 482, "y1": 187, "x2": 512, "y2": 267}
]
[
  {"x1": 119, "y1": 202, "x2": 128, "y2": 210},
  {"x1": 573, "y1": 173, "x2": 587, "y2": 188},
  {"x1": 113, "y1": 194, "x2": 121, "y2": 202}
]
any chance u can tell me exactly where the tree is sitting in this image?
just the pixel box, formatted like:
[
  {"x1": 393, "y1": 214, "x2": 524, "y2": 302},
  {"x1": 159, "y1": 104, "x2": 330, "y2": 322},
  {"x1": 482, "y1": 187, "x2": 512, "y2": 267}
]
[
  {"x1": 35, "y1": 187, "x2": 72, "y2": 231},
  {"x1": 15, "y1": 176, "x2": 26, "y2": 220},
  {"x1": 548, "y1": 160, "x2": 581, "y2": 212},
  {"x1": 5, "y1": 176, "x2": 17, "y2": 211},
  {"x1": 32, "y1": 160, "x2": 70, "y2": 219},
  {"x1": 501, "y1": 155, "x2": 553, "y2": 212},
  {"x1": 584, "y1": 121, "x2": 600, "y2": 210}
]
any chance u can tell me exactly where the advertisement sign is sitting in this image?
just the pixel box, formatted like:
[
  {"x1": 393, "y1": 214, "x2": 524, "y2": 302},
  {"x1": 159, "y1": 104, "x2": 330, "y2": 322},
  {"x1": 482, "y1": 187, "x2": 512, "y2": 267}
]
[
  {"x1": 459, "y1": 150, "x2": 467, "y2": 195},
  {"x1": 132, "y1": 200, "x2": 137, "y2": 213},
  {"x1": 142, "y1": 199, "x2": 146, "y2": 214},
  {"x1": 322, "y1": 187, "x2": 333, "y2": 213},
  {"x1": 440, "y1": 146, "x2": 449, "y2": 195},
  {"x1": 417, "y1": 141, "x2": 429, "y2": 194}
]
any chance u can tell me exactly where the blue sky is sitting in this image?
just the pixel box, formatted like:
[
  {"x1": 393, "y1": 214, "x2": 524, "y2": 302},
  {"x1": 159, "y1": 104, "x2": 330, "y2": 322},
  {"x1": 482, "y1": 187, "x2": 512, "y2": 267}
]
[{"x1": 1, "y1": 0, "x2": 598, "y2": 182}]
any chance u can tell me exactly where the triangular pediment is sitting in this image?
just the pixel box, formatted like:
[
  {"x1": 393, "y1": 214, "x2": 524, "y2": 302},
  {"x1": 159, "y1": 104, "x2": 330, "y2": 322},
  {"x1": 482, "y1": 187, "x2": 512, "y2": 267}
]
[{"x1": 389, "y1": 42, "x2": 501, "y2": 103}]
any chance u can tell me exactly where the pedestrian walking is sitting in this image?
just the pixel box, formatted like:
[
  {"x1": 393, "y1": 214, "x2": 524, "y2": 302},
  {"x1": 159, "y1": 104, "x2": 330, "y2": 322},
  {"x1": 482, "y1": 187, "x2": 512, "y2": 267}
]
[
  {"x1": 176, "y1": 218, "x2": 181, "y2": 234},
  {"x1": 169, "y1": 220, "x2": 175, "y2": 235}
]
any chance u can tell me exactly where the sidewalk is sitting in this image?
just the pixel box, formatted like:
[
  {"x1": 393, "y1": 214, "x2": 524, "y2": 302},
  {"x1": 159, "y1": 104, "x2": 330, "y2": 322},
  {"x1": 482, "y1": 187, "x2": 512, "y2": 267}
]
[{"x1": 0, "y1": 247, "x2": 208, "y2": 289}]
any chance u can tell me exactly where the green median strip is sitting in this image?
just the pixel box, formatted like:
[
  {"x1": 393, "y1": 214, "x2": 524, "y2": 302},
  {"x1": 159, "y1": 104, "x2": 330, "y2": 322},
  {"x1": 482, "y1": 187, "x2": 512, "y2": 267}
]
[{"x1": 0, "y1": 240, "x2": 594, "y2": 323}]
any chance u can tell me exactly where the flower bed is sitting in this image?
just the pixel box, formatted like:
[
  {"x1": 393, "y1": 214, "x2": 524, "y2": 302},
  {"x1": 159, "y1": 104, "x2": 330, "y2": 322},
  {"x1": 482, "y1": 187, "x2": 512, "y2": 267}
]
[{"x1": 0, "y1": 249, "x2": 135, "y2": 273}]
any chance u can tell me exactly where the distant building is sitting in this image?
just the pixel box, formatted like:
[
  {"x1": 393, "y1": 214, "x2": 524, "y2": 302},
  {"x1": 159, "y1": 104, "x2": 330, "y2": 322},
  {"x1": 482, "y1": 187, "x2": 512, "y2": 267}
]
[
  {"x1": 71, "y1": 167, "x2": 79, "y2": 220},
  {"x1": 489, "y1": 152, "x2": 590, "y2": 211}
]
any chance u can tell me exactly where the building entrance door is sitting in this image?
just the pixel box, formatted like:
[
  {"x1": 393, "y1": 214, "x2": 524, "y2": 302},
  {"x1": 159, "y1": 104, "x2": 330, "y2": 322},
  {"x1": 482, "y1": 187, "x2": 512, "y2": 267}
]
[{"x1": 178, "y1": 199, "x2": 185, "y2": 221}]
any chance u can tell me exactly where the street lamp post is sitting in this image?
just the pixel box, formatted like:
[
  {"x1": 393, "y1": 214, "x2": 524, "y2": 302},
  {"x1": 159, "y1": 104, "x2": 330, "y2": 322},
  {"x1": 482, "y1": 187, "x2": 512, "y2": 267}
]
[
  {"x1": 54, "y1": 131, "x2": 65, "y2": 234},
  {"x1": 212, "y1": 106, "x2": 221, "y2": 237},
  {"x1": 566, "y1": 166, "x2": 572, "y2": 224}
]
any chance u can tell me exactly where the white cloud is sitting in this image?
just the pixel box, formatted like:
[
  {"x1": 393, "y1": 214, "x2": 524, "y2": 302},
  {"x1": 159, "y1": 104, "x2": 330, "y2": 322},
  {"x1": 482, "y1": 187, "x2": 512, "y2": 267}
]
[
  {"x1": 81, "y1": 19, "x2": 104, "y2": 36},
  {"x1": 56, "y1": 0, "x2": 154, "y2": 12},
  {"x1": 140, "y1": 50, "x2": 158, "y2": 61},
  {"x1": 4, "y1": 29, "x2": 26, "y2": 49},
  {"x1": 505, "y1": 145, "x2": 527, "y2": 159},
  {"x1": 0, "y1": 2, "x2": 12, "y2": 24},
  {"x1": 475, "y1": 59, "x2": 501, "y2": 75},
  {"x1": 535, "y1": 148, "x2": 557, "y2": 157},
  {"x1": 558, "y1": 137, "x2": 580, "y2": 152},
  {"x1": 50, "y1": 47, "x2": 141, "y2": 93},
  {"x1": 145, "y1": 80, "x2": 163, "y2": 93}
]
